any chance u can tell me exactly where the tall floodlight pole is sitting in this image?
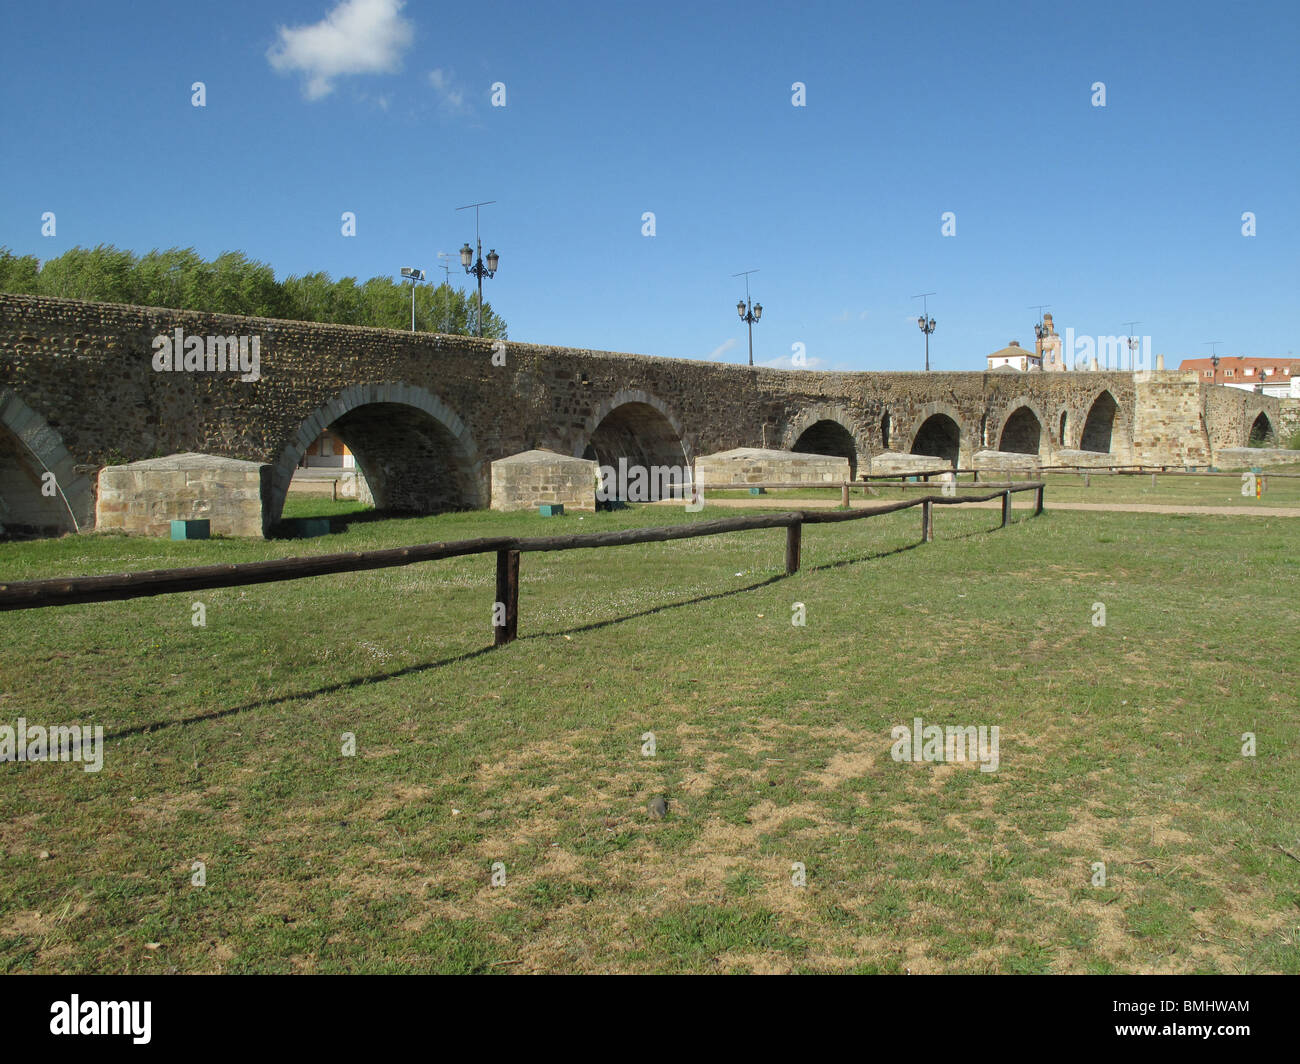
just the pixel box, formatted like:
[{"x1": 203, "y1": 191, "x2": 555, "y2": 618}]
[
  {"x1": 1123, "y1": 321, "x2": 1141, "y2": 371},
  {"x1": 457, "y1": 201, "x2": 499, "y2": 337},
  {"x1": 400, "y1": 267, "x2": 425, "y2": 331},
  {"x1": 733, "y1": 269, "x2": 762, "y2": 367},
  {"x1": 913, "y1": 293, "x2": 937, "y2": 371}
]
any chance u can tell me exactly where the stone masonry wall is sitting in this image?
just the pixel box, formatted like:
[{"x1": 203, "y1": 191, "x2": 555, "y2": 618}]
[
  {"x1": 0, "y1": 293, "x2": 1264, "y2": 532},
  {"x1": 1131, "y1": 373, "x2": 1212, "y2": 466},
  {"x1": 96, "y1": 453, "x2": 270, "y2": 537},
  {"x1": 491, "y1": 450, "x2": 597, "y2": 512},
  {"x1": 694, "y1": 448, "x2": 849, "y2": 487}
]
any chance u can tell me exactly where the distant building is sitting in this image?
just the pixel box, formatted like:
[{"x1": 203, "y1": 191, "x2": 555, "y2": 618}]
[
  {"x1": 299, "y1": 428, "x2": 355, "y2": 469},
  {"x1": 987, "y1": 340, "x2": 1040, "y2": 372},
  {"x1": 1179, "y1": 356, "x2": 1297, "y2": 396}
]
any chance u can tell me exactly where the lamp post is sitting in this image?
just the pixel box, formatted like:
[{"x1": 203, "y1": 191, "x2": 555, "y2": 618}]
[
  {"x1": 1029, "y1": 305, "x2": 1052, "y2": 369},
  {"x1": 732, "y1": 269, "x2": 762, "y2": 367},
  {"x1": 1033, "y1": 320, "x2": 1050, "y2": 368},
  {"x1": 1204, "y1": 341, "x2": 1224, "y2": 385},
  {"x1": 457, "y1": 201, "x2": 499, "y2": 337},
  {"x1": 914, "y1": 293, "x2": 937, "y2": 371},
  {"x1": 399, "y1": 266, "x2": 425, "y2": 331},
  {"x1": 917, "y1": 314, "x2": 937, "y2": 371},
  {"x1": 1123, "y1": 321, "x2": 1141, "y2": 372}
]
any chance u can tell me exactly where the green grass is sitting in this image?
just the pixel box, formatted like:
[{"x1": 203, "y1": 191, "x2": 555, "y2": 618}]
[{"x1": 0, "y1": 495, "x2": 1297, "y2": 973}]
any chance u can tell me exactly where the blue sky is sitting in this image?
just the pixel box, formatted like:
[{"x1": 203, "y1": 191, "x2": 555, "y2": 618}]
[{"x1": 2, "y1": 0, "x2": 1296, "y2": 369}]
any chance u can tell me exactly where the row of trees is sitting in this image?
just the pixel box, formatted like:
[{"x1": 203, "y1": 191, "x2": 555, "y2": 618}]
[{"x1": 0, "y1": 245, "x2": 507, "y2": 338}]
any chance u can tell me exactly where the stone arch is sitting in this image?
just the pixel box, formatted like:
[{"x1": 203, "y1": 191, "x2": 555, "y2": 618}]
[
  {"x1": 996, "y1": 399, "x2": 1048, "y2": 456},
  {"x1": 780, "y1": 403, "x2": 863, "y2": 444},
  {"x1": 1247, "y1": 410, "x2": 1276, "y2": 447},
  {"x1": 906, "y1": 402, "x2": 967, "y2": 467},
  {"x1": 1079, "y1": 389, "x2": 1120, "y2": 453},
  {"x1": 0, "y1": 389, "x2": 94, "y2": 537},
  {"x1": 1057, "y1": 408, "x2": 1069, "y2": 447},
  {"x1": 574, "y1": 389, "x2": 691, "y2": 499},
  {"x1": 575, "y1": 389, "x2": 691, "y2": 463},
  {"x1": 880, "y1": 410, "x2": 891, "y2": 450},
  {"x1": 791, "y1": 420, "x2": 859, "y2": 479},
  {"x1": 782, "y1": 403, "x2": 865, "y2": 455},
  {"x1": 271, "y1": 383, "x2": 484, "y2": 526}
]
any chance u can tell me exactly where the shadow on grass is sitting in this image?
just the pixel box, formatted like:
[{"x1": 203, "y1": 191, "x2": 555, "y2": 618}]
[
  {"x1": 103, "y1": 514, "x2": 1018, "y2": 743},
  {"x1": 269, "y1": 507, "x2": 452, "y2": 539},
  {"x1": 103, "y1": 643, "x2": 500, "y2": 743}
]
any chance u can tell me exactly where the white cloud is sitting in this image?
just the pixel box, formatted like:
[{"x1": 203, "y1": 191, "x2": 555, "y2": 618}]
[
  {"x1": 758, "y1": 353, "x2": 827, "y2": 370},
  {"x1": 428, "y1": 68, "x2": 468, "y2": 113},
  {"x1": 268, "y1": 0, "x2": 414, "y2": 101},
  {"x1": 708, "y1": 338, "x2": 738, "y2": 360}
]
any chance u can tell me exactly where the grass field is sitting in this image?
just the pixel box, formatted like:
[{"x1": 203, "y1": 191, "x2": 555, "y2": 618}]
[{"x1": 1, "y1": 482, "x2": 1297, "y2": 973}]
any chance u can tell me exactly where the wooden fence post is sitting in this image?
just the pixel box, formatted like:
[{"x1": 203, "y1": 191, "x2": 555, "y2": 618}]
[
  {"x1": 494, "y1": 549, "x2": 520, "y2": 646},
  {"x1": 785, "y1": 522, "x2": 802, "y2": 575},
  {"x1": 1035, "y1": 485, "x2": 1044, "y2": 515},
  {"x1": 922, "y1": 499, "x2": 933, "y2": 542},
  {"x1": 841, "y1": 483, "x2": 850, "y2": 507},
  {"x1": 1001, "y1": 490, "x2": 1012, "y2": 528}
]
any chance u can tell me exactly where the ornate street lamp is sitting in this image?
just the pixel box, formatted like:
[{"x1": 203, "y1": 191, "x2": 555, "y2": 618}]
[
  {"x1": 917, "y1": 314, "x2": 937, "y2": 371},
  {"x1": 1203, "y1": 341, "x2": 1225, "y2": 385},
  {"x1": 733, "y1": 269, "x2": 762, "y2": 367},
  {"x1": 456, "y1": 201, "x2": 499, "y2": 337},
  {"x1": 914, "y1": 292, "x2": 937, "y2": 371}
]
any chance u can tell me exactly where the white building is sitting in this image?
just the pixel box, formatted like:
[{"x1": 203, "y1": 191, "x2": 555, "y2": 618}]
[{"x1": 986, "y1": 341, "x2": 1041, "y2": 372}]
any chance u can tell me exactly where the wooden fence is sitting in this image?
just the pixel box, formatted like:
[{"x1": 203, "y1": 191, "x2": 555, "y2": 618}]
[{"x1": 0, "y1": 483, "x2": 1047, "y2": 647}]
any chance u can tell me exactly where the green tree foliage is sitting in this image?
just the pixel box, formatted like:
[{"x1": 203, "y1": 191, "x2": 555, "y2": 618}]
[
  {"x1": 0, "y1": 244, "x2": 506, "y2": 338},
  {"x1": 0, "y1": 249, "x2": 39, "y2": 294}
]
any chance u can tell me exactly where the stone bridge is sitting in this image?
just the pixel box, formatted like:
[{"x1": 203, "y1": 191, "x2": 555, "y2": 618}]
[{"x1": 0, "y1": 294, "x2": 1284, "y2": 536}]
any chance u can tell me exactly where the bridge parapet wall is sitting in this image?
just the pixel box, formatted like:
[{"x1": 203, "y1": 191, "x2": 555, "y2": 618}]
[{"x1": 0, "y1": 293, "x2": 1215, "y2": 534}]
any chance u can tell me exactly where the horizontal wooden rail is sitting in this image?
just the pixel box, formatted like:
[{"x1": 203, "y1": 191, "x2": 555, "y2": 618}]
[
  {"x1": 1038, "y1": 465, "x2": 1299, "y2": 479},
  {"x1": 0, "y1": 485, "x2": 1047, "y2": 643}
]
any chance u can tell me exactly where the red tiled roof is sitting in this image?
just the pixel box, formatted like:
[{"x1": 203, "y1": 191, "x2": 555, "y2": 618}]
[{"x1": 1179, "y1": 356, "x2": 1294, "y2": 373}]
